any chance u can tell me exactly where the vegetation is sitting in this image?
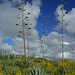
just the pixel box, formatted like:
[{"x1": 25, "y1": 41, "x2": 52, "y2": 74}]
[
  {"x1": 0, "y1": 0, "x2": 74, "y2": 75},
  {"x1": 0, "y1": 54, "x2": 75, "y2": 75}
]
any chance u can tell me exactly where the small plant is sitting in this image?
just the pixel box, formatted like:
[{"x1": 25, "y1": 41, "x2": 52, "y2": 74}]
[{"x1": 29, "y1": 66, "x2": 47, "y2": 75}]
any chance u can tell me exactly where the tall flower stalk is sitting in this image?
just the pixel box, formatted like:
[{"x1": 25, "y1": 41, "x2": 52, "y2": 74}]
[{"x1": 16, "y1": 0, "x2": 31, "y2": 61}]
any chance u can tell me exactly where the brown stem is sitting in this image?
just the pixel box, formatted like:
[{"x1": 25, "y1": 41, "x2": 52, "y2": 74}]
[
  {"x1": 61, "y1": 3, "x2": 64, "y2": 74},
  {"x1": 22, "y1": 2, "x2": 27, "y2": 61}
]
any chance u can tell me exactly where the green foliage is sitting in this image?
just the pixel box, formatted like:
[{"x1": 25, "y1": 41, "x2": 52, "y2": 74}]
[
  {"x1": 33, "y1": 58, "x2": 42, "y2": 63},
  {"x1": 29, "y1": 66, "x2": 46, "y2": 75}
]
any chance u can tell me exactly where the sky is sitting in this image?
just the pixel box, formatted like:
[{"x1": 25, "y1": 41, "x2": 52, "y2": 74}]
[{"x1": 0, "y1": 0, "x2": 75, "y2": 60}]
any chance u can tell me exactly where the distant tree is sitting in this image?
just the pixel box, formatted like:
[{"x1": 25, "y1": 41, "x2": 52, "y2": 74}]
[{"x1": 16, "y1": 0, "x2": 31, "y2": 61}]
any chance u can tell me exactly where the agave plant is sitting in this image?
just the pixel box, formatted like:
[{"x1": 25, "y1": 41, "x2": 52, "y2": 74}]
[{"x1": 29, "y1": 66, "x2": 47, "y2": 75}]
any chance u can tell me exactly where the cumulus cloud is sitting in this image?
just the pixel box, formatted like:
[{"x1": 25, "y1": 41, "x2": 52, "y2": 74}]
[
  {"x1": 54, "y1": 5, "x2": 75, "y2": 35},
  {"x1": 0, "y1": 0, "x2": 42, "y2": 55},
  {"x1": 0, "y1": 0, "x2": 75, "y2": 60}
]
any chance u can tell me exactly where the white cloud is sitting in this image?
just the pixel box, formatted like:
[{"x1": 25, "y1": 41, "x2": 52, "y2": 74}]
[
  {"x1": 0, "y1": 0, "x2": 75, "y2": 60},
  {"x1": 54, "y1": 5, "x2": 75, "y2": 35},
  {"x1": 0, "y1": 0, "x2": 42, "y2": 55}
]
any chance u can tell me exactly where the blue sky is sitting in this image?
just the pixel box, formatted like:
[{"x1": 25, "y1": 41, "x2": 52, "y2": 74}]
[
  {"x1": 2, "y1": 0, "x2": 75, "y2": 40},
  {"x1": 0, "y1": 0, "x2": 75, "y2": 59}
]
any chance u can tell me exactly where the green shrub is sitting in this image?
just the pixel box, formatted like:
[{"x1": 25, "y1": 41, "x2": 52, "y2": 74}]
[{"x1": 29, "y1": 66, "x2": 47, "y2": 75}]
